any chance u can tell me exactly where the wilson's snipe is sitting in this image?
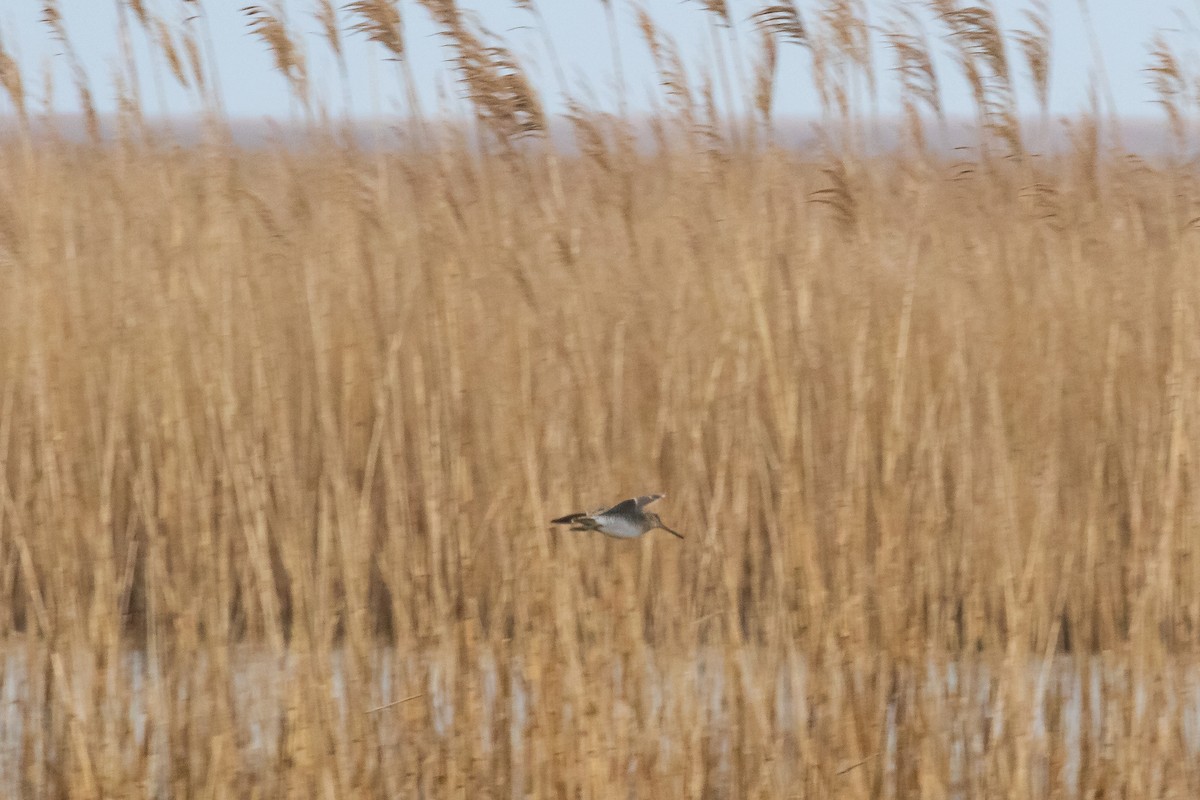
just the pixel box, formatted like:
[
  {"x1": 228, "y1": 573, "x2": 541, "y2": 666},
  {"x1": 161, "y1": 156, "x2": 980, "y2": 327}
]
[{"x1": 551, "y1": 494, "x2": 684, "y2": 540}]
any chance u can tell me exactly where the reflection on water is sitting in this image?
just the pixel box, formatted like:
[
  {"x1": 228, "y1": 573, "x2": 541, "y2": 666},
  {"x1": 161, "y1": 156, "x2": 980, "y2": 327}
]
[{"x1": 1, "y1": 645, "x2": 1197, "y2": 795}]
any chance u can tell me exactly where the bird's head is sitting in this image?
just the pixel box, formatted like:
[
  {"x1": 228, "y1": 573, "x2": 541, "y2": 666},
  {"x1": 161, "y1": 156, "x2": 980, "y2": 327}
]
[{"x1": 647, "y1": 512, "x2": 684, "y2": 539}]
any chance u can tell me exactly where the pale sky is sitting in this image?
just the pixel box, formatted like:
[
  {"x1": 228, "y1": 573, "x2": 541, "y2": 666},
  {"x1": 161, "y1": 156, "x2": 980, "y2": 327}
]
[{"x1": 0, "y1": 1, "x2": 1193, "y2": 122}]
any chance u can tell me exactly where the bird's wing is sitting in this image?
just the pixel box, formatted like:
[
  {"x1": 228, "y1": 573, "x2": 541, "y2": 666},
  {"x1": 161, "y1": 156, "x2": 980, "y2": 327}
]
[
  {"x1": 634, "y1": 493, "x2": 665, "y2": 509},
  {"x1": 550, "y1": 512, "x2": 587, "y2": 525},
  {"x1": 602, "y1": 498, "x2": 640, "y2": 516}
]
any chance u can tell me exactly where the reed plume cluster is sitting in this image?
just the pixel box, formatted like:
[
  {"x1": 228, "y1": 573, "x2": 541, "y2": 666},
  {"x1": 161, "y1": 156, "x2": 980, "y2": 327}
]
[{"x1": 0, "y1": 0, "x2": 1198, "y2": 796}]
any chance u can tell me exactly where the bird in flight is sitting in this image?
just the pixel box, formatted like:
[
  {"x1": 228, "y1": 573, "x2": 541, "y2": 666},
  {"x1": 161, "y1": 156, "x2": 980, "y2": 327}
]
[{"x1": 550, "y1": 494, "x2": 684, "y2": 540}]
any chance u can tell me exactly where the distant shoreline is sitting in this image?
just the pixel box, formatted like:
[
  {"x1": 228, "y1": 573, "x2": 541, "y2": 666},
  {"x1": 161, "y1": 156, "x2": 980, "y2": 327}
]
[{"x1": 0, "y1": 113, "x2": 1185, "y2": 157}]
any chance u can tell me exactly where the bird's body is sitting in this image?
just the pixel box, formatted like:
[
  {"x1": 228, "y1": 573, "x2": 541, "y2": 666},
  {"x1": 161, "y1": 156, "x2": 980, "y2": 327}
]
[{"x1": 550, "y1": 494, "x2": 684, "y2": 540}]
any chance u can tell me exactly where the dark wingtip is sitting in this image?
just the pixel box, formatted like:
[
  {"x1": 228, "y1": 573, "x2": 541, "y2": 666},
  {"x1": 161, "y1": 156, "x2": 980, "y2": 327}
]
[{"x1": 551, "y1": 513, "x2": 583, "y2": 525}]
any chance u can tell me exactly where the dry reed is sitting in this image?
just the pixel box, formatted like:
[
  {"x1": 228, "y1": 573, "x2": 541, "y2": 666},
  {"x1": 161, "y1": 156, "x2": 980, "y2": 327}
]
[{"x1": 0, "y1": 1, "x2": 1198, "y2": 797}]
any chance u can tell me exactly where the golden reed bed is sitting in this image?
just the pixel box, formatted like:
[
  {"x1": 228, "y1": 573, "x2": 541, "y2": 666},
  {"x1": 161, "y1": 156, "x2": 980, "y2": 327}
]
[{"x1": 1, "y1": 0, "x2": 1199, "y2": 795}]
